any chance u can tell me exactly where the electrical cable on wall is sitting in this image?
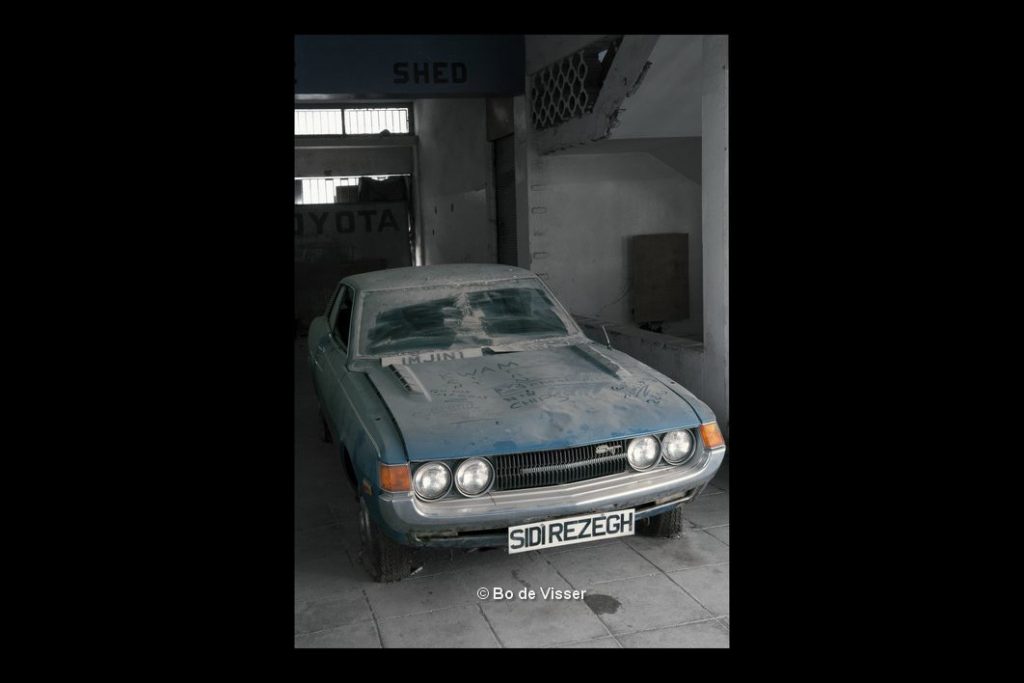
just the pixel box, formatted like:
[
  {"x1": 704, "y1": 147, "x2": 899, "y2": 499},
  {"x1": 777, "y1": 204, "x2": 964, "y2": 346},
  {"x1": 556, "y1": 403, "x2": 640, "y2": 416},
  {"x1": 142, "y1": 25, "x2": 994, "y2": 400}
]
[{"x1": 593, "y1": 288, "x2": 630, "y2": 321}]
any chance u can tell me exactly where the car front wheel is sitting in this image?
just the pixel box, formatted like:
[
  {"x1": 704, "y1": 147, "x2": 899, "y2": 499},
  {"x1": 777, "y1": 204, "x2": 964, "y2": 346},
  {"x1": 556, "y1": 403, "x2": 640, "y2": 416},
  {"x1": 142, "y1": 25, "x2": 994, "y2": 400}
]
[
  {"x1": 637, "y1": 504, "x2": 685, "y2": 538},
  {"x1": 357, "y1": 497, "x2": 413, "y2": 582}
]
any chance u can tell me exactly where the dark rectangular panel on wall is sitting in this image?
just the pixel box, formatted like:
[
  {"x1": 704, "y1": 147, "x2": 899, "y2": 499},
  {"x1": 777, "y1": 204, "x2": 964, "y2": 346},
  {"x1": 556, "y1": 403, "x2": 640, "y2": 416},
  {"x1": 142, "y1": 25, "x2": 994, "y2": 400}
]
[
  {"x1": 629, "y1": 233, "x2": 689, "y2": 324},
  {"x1": 494, "y1": 135, "x2": 517, "y2": 266},
  {"x1": 295, "y1": 35, "x2": 525, "y2": 97},
  {"x1": 294, "y1": 201, "x2": 412, "y2": 328}
]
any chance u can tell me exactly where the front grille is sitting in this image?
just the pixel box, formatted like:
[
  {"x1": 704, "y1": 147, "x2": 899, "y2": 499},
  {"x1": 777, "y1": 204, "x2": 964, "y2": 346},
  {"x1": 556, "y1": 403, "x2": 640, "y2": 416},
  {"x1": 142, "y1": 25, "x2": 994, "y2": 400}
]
[{"x1": 491, "y1": 440, "x2": 630, "y2": 491}]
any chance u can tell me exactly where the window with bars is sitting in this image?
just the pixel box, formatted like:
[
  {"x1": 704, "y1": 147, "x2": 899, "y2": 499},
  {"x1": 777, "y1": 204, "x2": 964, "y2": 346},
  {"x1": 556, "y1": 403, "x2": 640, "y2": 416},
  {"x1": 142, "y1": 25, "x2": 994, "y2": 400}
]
[
  {"x1": 294, "y1": 107, "x2": 411, "y2": 135},
  {"x1": 294, "y1": 175, "x2": 408, "y2": 205}
]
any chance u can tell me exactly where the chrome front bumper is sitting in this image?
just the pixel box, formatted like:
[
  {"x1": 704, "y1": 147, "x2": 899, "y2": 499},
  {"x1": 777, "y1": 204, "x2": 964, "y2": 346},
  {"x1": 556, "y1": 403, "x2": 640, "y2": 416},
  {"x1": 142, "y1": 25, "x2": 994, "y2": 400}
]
[{"x1": 376, "y1": 445, "x2": 726, "y2": 546}]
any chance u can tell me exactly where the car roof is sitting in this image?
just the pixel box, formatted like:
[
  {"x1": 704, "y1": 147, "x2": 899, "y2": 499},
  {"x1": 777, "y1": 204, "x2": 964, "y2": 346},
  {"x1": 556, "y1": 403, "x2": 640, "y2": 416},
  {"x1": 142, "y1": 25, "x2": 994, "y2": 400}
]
[{"x1": 342, "y1": 264, "x2": 540, "y2": 292}]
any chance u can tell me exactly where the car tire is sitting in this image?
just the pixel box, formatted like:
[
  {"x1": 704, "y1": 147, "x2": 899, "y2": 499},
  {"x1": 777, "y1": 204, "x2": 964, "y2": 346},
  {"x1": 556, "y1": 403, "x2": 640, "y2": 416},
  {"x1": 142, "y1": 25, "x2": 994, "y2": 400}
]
[
  {"x1": 319, "y1": 410, "x2": 332, "y2": 443},
  {"x1": 637, "y1": 504, "x2": 685, "y2": 538},
  {"x1": 357, "y1": 497, "x2": 412, "y2": 583}
]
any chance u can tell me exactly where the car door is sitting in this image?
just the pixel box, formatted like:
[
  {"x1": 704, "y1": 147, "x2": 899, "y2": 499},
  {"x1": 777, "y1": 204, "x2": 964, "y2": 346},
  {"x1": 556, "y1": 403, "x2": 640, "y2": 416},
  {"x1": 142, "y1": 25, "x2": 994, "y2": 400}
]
[
  {"x1": 316, "y1": 285, "x2": 355, "y2": 442},
  {"x1": 310, "y1": 282, "x2": 341, "y2": 398}
]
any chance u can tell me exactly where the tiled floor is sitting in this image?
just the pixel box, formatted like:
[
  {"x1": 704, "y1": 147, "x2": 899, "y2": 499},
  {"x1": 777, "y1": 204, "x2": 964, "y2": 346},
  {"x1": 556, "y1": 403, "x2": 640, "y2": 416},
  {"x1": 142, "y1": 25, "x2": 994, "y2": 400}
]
[{"x1": 294, "y1": 339, "x2": 729, "y2": 648}]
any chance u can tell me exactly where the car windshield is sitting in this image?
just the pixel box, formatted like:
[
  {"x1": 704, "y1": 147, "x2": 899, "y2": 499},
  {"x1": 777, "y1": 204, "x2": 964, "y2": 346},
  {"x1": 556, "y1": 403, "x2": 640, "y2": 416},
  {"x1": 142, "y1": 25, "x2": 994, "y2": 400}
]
[{"x1": 357, "y1": 279, "x2": 573, "y2": 357}]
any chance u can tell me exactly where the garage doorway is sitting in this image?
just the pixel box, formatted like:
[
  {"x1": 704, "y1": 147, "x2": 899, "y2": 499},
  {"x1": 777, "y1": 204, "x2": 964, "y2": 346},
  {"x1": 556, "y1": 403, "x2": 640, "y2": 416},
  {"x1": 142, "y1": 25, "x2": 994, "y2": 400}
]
[
  {"x1": 293, "y1": 173, "x2": 414, "y2": 331},
  {"x1": 494, "y1": 134, "x2": 517, "y2": 266}
]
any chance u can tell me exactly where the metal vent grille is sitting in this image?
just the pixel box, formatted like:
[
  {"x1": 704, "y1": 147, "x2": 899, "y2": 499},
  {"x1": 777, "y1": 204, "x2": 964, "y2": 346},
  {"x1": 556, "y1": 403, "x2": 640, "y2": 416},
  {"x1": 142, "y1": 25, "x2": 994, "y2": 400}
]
[
  {"x1": 530, "y1": 37, "x2": 621, "y2": 131},
  {"x1": 491, "y1": 440, "x2": 630, "y2": 491}
]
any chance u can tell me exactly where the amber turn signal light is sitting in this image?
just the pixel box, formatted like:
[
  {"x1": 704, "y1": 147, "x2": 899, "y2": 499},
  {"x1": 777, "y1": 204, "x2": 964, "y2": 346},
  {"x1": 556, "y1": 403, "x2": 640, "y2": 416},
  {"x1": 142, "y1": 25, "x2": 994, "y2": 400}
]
[
  {"x1": 379, "y1": 463, "x2": 412, "y2": 492},
  {"x1": 699, "y1": 422, "x2": 725, "y2": 449}
]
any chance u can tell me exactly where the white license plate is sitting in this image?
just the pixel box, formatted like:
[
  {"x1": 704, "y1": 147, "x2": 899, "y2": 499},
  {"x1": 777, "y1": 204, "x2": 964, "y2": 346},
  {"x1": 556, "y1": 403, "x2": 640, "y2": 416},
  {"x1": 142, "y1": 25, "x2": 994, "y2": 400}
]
[{"x1": 507, "y1": 508, "x2": 635, "y2": 554}]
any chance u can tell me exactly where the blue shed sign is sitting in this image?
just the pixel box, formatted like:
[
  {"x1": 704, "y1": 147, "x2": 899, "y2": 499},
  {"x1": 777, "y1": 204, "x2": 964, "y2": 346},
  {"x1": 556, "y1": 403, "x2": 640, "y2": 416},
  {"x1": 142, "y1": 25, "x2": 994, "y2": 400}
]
[{"x1": 295, "y1": 35, "x2": 525, "y2": 98}]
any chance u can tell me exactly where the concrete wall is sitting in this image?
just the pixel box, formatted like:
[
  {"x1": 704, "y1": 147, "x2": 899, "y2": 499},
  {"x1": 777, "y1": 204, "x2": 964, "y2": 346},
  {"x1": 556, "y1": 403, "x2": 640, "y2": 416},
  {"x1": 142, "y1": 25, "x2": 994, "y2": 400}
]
[
  {"x1": 294, "y1": 145, "x2": 412, "y2": 178},
  {"x1": 524, "y1": 150, "x2": 702, "y2": 336},
  {"x1": 609, "y1": 35, "x2": 703, "y2": 140},
  {"x1": 519, "y1": 35, "x2": 705, "y2": 337},
  {"x1": 413, "y1": 98, "x2": 495, "y2": 265},
  {"x1": 700, "y1": 36, "x2": 729, "y2": 433}
]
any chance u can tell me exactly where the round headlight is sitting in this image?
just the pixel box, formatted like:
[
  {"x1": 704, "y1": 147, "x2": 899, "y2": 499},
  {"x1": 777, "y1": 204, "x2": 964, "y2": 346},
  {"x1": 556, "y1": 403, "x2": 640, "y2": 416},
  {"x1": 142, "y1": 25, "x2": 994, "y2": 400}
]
[
  {"x1": 626, "y1": 436, "x2": 660, "y2": 471},
  {"x1": 413, "y1": 462, "x2": 451, "y2": 500},
  {"x1": 661, "y1": 430, "x2": 695, "y2": 464},
  {"x1": 455, "y1": 457, "x2": 494, "y2": 496}
]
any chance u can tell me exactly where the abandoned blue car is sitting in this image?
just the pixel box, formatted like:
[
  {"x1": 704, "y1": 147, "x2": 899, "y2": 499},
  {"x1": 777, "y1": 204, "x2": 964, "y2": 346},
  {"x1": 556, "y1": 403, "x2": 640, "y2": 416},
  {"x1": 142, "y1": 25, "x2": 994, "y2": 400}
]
[{"x1": 308, "y1": 264, "x2": 726, "y2": 582}]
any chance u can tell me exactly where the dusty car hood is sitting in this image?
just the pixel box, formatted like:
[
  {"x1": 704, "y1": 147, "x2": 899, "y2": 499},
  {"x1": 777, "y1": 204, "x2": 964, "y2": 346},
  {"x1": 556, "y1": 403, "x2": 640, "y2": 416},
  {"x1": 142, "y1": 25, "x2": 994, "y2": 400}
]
[{"x1": 365, "y1": 344, "x2": 700, "y2": 461}]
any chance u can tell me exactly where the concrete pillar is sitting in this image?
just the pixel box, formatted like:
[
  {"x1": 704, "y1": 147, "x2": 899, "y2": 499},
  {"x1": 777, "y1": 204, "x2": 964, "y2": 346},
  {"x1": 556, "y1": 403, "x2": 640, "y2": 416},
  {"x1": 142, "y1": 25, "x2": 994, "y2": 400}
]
[
  {"x1": 512, "y1": 94, "x2": 533, "y2": 270},
  {"x1": 701, "y1": 35, "x2": 729, "y2": 434}
]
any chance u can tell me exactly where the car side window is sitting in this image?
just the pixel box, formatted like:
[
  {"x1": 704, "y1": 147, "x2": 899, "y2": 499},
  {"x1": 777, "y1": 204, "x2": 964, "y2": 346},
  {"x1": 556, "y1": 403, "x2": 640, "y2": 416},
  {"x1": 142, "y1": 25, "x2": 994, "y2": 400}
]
[
  {"x1": 324, "y1": 282, "x2": 343, "y2": 318},
  {"x1": 330, "y1": 287, "x2": 353, "y2": 352}
]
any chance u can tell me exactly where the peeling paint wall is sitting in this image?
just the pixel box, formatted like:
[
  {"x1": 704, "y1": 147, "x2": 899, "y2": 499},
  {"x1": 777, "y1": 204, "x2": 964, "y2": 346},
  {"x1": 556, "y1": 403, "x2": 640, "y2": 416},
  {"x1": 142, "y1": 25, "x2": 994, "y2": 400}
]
[
  {"x1": 609, "y1": 34, "x2": 703, "y2": 140},
  {"x1": 414, "y1": 98, "x2": 495, "y2": 265},
  {"x1": 528, "y1": 35, "x2": 660, "y2": 155}
]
